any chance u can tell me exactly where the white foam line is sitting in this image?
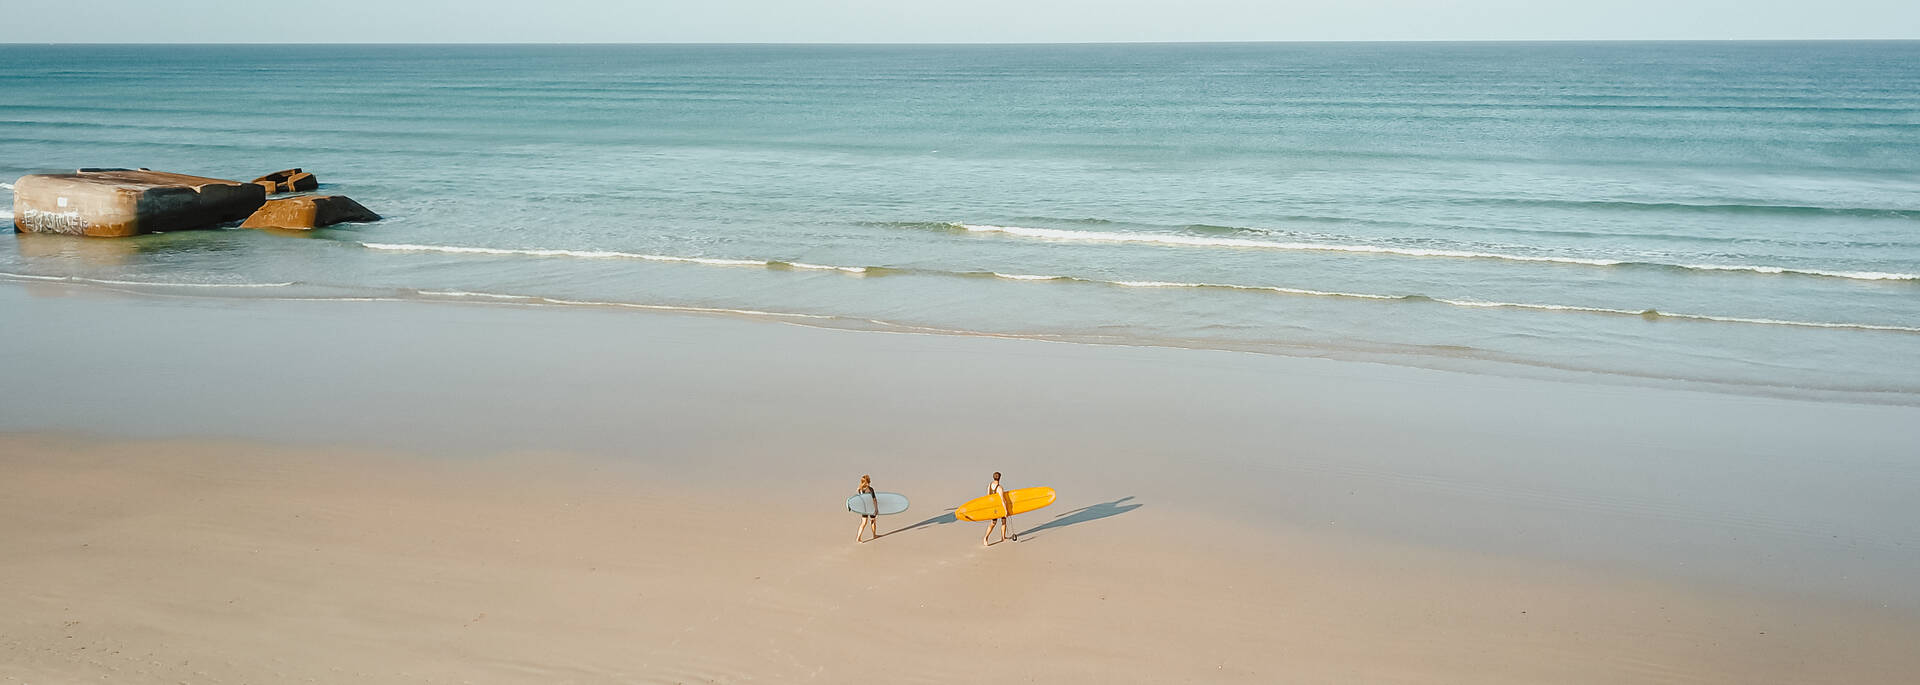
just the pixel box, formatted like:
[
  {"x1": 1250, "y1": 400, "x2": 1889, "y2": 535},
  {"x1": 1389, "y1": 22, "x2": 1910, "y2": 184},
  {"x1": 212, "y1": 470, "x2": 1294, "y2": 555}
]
[
  {"x1": 0, "y1": 272, "x2": 294, "y2": 288},
  {"x1": 417, "y1": 290, "x2": 539, "y2": 301},
  {"x1": 956, "y1": 222, "x2": 1622, "y2": 264},
  {"x1": 94, "y1": 278, "x2": 294, "y2": 288},
  {"x1": 0, "y1": 182, "x2": 14, "y2": 190},
  {"x1": 363, "y1": 242, "x2": 884, "y2": 274},
  {"x1": 361, "y1": 242, "x2": 768, "y2": 268},
  {"x1": 1674, "y1": 262, "x2": 1916, "y2": 281},
  {"x1": 1434, "y1": 298, "x2": 1920, "y2": 333},
  {"x1": 411, "y1": 288, "x2": 839, "y2": 321},
  {"x1": 350, "y1": 242, "x2": 1920, "y2": 334},
  {"x1": 1111, "y1": 279, "x2": 1402, "y2": 300},
  {"x1": 1093, "y1": 277, "x2": 1917, "y2": 333},
  {"x1": 540, "y1": 296, "x2": 839, "y2": 320},
  {"x1": 952, "y1": 223, "x2": 1919, "y2": 282},
  {"x1": 278, "y1": 297, "x2": 406, "y2": 303},
  {"x1": 787, "y1": 261, "x2": 870, "y2": 274},
  {"x1": 360, "y1": 239, "x2": 890, "y2": 272}
]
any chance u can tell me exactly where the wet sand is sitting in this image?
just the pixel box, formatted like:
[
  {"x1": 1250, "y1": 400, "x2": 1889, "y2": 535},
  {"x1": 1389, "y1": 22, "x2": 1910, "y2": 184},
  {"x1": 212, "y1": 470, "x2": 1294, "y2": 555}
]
[{"x1": 2, "y1": 281, "x2": 1919, "y2": 682}]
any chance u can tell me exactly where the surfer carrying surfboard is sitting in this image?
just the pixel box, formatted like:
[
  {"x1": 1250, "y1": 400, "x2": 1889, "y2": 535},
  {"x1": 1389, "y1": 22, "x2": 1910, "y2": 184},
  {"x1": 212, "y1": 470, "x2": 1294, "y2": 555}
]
[
  {"x1": 854, "y1": 475, "x2": 880, "y2": 542},
  {"x1": 954, "y1": 479, "x2": 1055, "y2": 540},
  {"x1": 983, "y1": 472, "x2": 1014, "y2": 545}
]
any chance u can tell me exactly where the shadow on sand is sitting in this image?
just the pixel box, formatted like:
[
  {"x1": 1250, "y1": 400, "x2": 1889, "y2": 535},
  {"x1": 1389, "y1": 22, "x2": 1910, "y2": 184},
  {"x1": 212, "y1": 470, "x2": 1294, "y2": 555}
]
[
  {"x1": 1017, "y1": 496, "x2": 1141, "y2": 541},
  {"x1": 891, "y1": 508, "x2": 960, "y2": 535}
]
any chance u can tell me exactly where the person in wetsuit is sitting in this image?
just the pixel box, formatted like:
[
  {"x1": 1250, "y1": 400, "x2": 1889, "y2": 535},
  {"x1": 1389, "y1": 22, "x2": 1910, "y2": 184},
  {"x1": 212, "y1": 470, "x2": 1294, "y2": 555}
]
[{"x1": 854, "y1": 474, "x2": 880, "y2": 542}]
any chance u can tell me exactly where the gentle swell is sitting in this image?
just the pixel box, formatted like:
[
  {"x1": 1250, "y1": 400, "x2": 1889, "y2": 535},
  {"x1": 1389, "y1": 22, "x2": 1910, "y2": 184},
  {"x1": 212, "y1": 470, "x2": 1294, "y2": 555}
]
[
  {"x1": 947, "y1": 223, "x2": 1920, "y2": 282},
  {"x1": 352, "y1": 242, "x2": 1920, "y2": 335},
  {"x1": 1482, "y1": 198, "x2": 1918, "y2": 219}
]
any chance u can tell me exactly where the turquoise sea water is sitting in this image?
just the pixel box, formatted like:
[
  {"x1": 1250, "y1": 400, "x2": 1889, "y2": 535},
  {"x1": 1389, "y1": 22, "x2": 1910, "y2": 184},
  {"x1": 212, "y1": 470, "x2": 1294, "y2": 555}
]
[{"x1": 3, "y1": 43, "x2": 1918, "y2": 402}]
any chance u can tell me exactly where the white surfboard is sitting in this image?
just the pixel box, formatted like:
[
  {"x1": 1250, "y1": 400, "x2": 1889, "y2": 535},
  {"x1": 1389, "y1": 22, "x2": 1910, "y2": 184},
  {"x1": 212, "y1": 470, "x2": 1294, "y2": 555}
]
[{"x1": 846, "y1": 492, "x2": 909, "y2": 516}]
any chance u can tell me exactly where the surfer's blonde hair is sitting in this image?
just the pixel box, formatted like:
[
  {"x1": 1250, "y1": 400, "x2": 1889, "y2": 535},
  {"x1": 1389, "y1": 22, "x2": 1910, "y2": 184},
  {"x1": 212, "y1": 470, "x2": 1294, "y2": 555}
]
[{"x1": 860, "y1": 474, "x2": 871, "y2": 486}]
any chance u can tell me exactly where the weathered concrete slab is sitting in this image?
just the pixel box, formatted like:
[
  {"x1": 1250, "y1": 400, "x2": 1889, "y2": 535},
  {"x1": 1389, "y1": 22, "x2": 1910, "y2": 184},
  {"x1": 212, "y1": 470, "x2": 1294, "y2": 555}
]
[
  {"x1": 239, "y1": 195, "x2": 380, "y2": 230},
  {"x1": 11, "y1": 169, "x2": 266, "y2": 237},
  {"x1": 251, "y1": 168, "x2": 318, "y2": 195}
]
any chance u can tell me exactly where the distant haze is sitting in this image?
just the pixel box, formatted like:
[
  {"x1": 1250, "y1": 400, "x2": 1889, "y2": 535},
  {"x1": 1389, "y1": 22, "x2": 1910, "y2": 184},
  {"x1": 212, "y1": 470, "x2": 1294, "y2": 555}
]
[{"x1": 2, "y1": 0, "x2": 1917, "y2": 43}]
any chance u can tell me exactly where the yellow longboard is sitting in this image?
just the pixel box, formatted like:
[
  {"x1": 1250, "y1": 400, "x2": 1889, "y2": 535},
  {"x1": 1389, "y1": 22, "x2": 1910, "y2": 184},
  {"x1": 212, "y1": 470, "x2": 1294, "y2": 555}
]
[{"x1": 954, "y1": 487, "x2": 1057, "y2": 522}]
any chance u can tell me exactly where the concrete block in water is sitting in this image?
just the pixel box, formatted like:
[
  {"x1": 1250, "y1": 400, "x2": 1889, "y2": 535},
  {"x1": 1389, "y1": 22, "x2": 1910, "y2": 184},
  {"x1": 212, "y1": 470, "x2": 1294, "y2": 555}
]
[
  {"x1": 240, "y1": 195, "x2": 380, "y2": 230},
  {"x1": 251, "y1": 168, "x2": 318, "y2": 194},
  {"x1": 11, "y1": 169, "x2": 266, "y2": 237}
]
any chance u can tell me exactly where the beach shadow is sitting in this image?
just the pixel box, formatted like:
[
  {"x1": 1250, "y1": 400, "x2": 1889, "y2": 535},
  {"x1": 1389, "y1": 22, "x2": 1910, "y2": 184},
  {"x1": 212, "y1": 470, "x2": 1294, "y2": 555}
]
[
  {"x1": 891, "y1": 508, "x2": 960, "y2": 535},
  {"x1": 1017, "y1": 496, "x2": 1141, "y2": 541}
]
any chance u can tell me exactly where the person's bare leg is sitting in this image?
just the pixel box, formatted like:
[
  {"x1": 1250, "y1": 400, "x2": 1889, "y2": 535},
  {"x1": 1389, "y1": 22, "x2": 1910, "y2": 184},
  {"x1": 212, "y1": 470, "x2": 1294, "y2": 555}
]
[
  {"x1": 982, "y1": 522, "x2": 993, "y2": 545},
  {"x1": 856, "y1": 517, "x2": 869, "y2": 542}
]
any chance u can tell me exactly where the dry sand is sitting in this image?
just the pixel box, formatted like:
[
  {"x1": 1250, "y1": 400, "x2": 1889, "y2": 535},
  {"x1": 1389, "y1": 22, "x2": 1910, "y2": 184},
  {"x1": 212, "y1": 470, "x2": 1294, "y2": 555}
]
[{"x1": 4, "y1": 433, "x2": 1917, "y2": 684}]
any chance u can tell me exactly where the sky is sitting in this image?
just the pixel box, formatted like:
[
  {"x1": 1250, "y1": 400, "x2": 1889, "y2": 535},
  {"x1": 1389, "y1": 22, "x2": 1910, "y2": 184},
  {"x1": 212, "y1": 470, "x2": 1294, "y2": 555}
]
[{"x1": 3, "y1": 0, "x2": 1917, "y2": 43}]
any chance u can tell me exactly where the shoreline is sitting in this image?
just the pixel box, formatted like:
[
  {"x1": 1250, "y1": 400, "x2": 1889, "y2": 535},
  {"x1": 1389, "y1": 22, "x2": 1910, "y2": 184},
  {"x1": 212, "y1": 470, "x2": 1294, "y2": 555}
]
[
  {"x1": 4, "y1": 270, "x2": 1916, "y2": 408},
  {"x1": 3, "y1": 279, "x2": 1918, "y2": 604},
  {"x1": 4, "y1": 279, "x2": 1920, "y2": 681}
]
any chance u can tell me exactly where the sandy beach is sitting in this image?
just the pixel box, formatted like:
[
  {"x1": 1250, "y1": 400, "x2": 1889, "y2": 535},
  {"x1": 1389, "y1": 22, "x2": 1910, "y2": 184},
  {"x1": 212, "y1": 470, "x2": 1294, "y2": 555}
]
[
  {"x1": 3, "y1": 281, "x2": 1919, "y2": 683},
  {"x1": 3, "y1": 432, "x2": 1916, "y2": 685}
]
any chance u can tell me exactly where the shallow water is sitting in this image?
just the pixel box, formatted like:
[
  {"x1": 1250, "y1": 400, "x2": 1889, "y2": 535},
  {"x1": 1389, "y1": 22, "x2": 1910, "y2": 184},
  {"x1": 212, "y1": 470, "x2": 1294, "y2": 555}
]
[{"x1": 4, "y1": 42, "x2": 1918, "y2": 401}]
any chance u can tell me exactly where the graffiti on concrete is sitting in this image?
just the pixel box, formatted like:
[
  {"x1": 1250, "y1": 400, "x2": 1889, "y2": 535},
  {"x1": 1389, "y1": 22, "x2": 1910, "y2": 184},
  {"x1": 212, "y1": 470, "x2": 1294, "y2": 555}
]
[{"x1": 18, "y1": 208, "x2": 90, "y2": 235}]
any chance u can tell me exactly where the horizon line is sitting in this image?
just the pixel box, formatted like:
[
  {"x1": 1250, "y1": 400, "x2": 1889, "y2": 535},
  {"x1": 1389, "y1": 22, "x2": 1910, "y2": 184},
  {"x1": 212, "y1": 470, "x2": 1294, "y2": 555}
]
[{"x1": 3, "y1": 38, "x2": 1919, "y2": 47}]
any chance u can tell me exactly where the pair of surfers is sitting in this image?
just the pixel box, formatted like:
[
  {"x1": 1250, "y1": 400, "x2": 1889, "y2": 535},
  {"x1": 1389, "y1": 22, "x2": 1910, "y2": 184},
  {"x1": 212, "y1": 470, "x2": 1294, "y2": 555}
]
[{"x1": 854, "y1": 472, "x2": 1015, "y2": 545}]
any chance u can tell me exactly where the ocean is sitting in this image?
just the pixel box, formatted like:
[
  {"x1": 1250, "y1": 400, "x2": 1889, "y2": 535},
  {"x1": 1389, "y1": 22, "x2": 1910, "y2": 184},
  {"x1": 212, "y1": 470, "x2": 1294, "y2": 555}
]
[{"x1": 4, "y1": 42, "x2": 1917, "y2": 402}]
